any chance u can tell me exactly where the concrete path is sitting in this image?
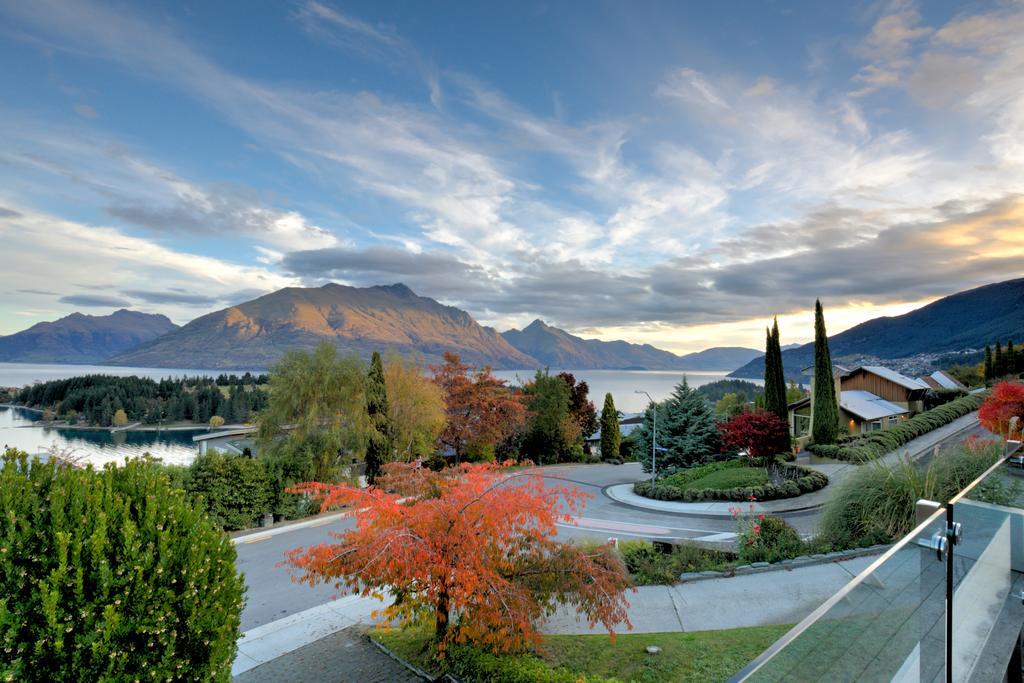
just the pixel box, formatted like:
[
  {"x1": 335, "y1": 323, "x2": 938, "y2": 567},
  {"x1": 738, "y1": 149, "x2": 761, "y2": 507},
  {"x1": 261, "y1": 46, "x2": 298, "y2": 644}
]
[
  {"x1": 607, "y1": 412, "x2": 981, "y2": 517},
  {"x1": 234, "y1": 625, "x2": 421, "y2": 683},
  {"x1": 232, "y1": 551, "x2": 881, "y2": 678}
]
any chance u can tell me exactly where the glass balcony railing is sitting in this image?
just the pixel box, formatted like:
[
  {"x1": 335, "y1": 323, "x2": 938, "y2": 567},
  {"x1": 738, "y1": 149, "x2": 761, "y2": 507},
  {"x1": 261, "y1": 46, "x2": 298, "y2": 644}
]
[{"x1": 733, "y1": 441, "x2": 1024, "y2": 683}]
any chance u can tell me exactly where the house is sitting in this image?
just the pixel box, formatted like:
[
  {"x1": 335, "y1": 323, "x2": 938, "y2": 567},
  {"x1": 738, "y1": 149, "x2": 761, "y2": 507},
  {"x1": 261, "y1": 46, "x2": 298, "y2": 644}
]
[
  {"x1": 918, "y1": 369, "x2": 967, "y2": 391},
  {"x1": 584, "y1": 412, "x2": 644, "y2": 454},
  {"x1": 839, "y1": 390, "x2": 909, "y2": 434},
  {"x1": 789, "y1": 364, "x2": 924, "y2": 438},
  {"x1": 840, "y1": 366, "x2": 929, "y2": 413},
  {"x1": 192, "y1": 426, "x2": 259, "y2": 455}
]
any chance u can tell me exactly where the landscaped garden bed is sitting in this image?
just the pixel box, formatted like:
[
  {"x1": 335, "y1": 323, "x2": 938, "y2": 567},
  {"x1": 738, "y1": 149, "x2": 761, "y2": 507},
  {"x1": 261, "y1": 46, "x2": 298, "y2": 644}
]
[
  {"x1": 807, "y1": 392, "x2": 985, "y2": 462},
  {"x1": 633, "y1": 456, "x2": 828, "y2": 502},
  {"x1": 371, "y1": 623, "x2": 792, "y2": 683}
]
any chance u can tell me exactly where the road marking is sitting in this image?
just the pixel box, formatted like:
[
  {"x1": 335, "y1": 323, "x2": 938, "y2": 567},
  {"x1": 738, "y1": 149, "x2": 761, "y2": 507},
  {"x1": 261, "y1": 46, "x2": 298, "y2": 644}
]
[
  {"x1": 309, "y1": 518, "x2": 337, "y2": 528},
  {"x1": 558, "y1": 516, "x2": 726, "y2": 537},
  {"x1": 237, "y1": 535, "x2": 271, "y2": 544}
]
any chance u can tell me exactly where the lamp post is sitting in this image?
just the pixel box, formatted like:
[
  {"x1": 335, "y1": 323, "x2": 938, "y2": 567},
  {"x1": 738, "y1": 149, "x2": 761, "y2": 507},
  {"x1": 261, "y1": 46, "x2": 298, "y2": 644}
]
[{"x1": 635, "y1": 390, "x2": 657, "y2": 482}]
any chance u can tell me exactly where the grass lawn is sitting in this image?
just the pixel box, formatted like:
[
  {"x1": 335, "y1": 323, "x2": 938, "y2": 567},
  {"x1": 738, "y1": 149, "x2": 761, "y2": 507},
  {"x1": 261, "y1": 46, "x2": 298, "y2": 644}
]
[
  {"x1": 372, "y1": 623, "x2": 791, "y2": 682},
  {"x1": 683, "y1": 466, "x2": 768, "y2": 491}
]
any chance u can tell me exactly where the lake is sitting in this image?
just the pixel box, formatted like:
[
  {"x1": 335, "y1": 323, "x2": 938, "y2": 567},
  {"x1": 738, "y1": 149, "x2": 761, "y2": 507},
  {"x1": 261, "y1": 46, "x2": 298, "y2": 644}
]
[
  {"x1": 0, "y1": 405, "x2": 203, "y2": 466},
  {"x1": 0, "y1": 362, "x2": 760, "y2": 465}
]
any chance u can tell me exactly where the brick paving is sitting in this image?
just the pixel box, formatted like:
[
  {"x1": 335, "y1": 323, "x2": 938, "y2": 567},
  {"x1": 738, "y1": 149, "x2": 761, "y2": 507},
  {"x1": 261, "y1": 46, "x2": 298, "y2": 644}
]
[{"x1": 233, "y1": 627, "x2": 424, "y2": 683}]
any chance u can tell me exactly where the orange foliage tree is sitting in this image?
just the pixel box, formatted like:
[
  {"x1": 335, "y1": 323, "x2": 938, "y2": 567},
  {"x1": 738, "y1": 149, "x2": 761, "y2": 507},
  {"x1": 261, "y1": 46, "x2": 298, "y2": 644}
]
[
  {"x1": 431, "y1": 352, "x2": 526, "y2": 461},
  {"x1": 979, "y1": 381, "x2": 1024, "y2": 437},
  {"x1": 285, "y1": 461, "x2": 632, "y2": 654}
]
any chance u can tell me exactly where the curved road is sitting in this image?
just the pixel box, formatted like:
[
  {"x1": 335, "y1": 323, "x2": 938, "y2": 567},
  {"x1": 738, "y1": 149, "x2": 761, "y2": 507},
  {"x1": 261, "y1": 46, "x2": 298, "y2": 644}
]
[{"x1": 236, "y1": 419, "x2": 990, "y2": 630}]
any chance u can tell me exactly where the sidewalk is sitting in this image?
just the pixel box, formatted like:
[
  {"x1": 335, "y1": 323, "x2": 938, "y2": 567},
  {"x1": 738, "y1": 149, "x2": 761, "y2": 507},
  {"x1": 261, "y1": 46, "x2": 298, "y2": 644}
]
[
  {"x1": 232, "y1": 550, "x2": 882, "y2": 679},
  {"x1": 606, "y1": 412, "x2": 981, "y2": 517}
]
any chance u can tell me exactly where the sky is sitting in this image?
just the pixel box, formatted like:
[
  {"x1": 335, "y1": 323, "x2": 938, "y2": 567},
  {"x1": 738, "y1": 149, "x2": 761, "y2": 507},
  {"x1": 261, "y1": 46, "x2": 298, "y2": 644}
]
[{"x1": 0, "y1": 0, "x2": 1022, "y2": 353}]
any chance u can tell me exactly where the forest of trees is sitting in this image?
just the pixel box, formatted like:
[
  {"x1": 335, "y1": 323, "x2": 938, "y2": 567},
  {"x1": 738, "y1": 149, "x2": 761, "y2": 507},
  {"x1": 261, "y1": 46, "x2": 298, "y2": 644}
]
[{"x1": 12, "y1": 373, "x2": 269, "y2": 427}]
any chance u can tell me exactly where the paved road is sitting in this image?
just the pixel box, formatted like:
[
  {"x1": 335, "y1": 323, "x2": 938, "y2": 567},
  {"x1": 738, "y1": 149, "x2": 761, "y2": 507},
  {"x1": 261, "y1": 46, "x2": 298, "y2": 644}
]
[{"x1": 236, "y1": 418, "x2": 992, "y2": 631}]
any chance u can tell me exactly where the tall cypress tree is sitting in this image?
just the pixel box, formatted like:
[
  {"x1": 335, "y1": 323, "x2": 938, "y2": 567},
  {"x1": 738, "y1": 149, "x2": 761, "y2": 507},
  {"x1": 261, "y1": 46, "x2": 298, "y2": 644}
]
[
  {"x1": 984, "y1": 345, "x2": 993, "y2": 382},
  {"x1": 995, "y1": 341, "x2": 1004, "y2": 378},
  {"x1": 364, "y1": 351, "x2": 392, "y2": 485},
  {"x1": 811, "y1": 299, "x2": 840, "y2": 445},
  {"x1": 599, "y1": 392, "x2": 621, "y2": 461},
  {"x1": 763, "y1": 318, "x2": 788, "y2": 422}
]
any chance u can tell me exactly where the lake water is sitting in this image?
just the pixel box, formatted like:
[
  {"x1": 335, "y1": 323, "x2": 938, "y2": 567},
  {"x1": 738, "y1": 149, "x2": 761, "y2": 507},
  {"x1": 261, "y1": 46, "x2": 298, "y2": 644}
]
[
  {"x1": 0, "y1": 406, "x2": 204, "y2": 467},
  {"x1": 0, "y1": 362, "x2": 759, "y2": 465}
]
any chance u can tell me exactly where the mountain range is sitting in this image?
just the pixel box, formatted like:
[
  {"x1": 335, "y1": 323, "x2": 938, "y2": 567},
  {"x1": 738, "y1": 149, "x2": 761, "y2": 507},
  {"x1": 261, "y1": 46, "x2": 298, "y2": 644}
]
[
  {"x1": 111, "y1": 283, "x2": 536, "y2": 369},
  {"x1": 500, "y1": 319, "x2": 760, "y2": 370},
  {"x1": 0, "y1": 310, "x2": 178, "y2": 364},
  {"x1": 5, "y1": 277, "x2": 1022, "y2": 373},
  {"x1": 729, "y1": 277, "x2": 1024, "y2": 380}
]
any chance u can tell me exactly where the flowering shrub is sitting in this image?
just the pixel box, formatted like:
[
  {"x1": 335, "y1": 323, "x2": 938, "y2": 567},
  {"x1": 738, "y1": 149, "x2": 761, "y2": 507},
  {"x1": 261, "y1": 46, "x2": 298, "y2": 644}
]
[
  {"x1": 718, "y1": 410, "x2": 791, "y2": 464},
  {"x1": 978, "y1": 381, "x2": 1024, "y2": 438},
  {"x1": 731, "y1": 501, "x2": 802, "y2": 564},
  {"x1": 0, "y1": 449, "x2": 243, "y2": 681}
]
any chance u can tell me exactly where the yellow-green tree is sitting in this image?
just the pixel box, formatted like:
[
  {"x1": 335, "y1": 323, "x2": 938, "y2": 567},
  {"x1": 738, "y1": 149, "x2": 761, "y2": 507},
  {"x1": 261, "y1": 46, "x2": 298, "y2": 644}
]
[
  {"x1": 209, "y1": 415, "x2": 225, "y2": 430},
  {"x1": 112, "y1": 408, "x2": 129, "y2": 427},
  {"x1": 384, "y1": 351, "x2": 445, "y2": 462}
]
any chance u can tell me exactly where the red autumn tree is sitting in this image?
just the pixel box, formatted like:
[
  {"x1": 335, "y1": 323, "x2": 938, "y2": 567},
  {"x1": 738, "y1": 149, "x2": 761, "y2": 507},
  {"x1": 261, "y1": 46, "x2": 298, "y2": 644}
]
[
  {"x1": 285, "y1": 461, "x2": 632, "y2": 655},
  {"x1": 979, "y1": 381, "x2": 1024, "y2": 438},
  {"x1": 718, "y1": 409, "x2": 792, "y2": 463},
  {"x1": 431, "y1": 352, "x2": 526, "y2": 461}
]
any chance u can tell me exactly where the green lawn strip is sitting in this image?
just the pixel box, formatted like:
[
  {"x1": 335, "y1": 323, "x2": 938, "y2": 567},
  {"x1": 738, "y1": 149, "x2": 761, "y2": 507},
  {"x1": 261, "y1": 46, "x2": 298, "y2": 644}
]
[
  {"x1": 683, "y1": 466, "x2": 769, "y2": 491},
  {"x1": 371, "y1": 623, "x2": 792, "y2": 682}
]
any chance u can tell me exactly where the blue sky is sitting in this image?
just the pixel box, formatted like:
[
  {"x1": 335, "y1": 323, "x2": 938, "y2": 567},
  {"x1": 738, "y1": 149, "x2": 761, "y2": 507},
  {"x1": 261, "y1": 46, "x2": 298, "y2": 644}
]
[{"x1": 1, "y1": 0, "x2": 1022, "y2": 352}]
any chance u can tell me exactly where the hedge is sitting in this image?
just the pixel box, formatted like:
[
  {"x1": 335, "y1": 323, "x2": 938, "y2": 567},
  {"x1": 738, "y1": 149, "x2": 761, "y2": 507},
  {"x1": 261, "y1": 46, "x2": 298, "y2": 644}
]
[
  {"x1": 633, "y1": 456, "x2": 828, "y2": 502},
  {"x1": 0, "y1": 450, "x2": 244, "y2": 682},
  {"x1": 808, "y1": 393, "x2": 984, "y2": 463},
  {"x1": 185, "y1": 451, "x2": 273, "y2": 530}
]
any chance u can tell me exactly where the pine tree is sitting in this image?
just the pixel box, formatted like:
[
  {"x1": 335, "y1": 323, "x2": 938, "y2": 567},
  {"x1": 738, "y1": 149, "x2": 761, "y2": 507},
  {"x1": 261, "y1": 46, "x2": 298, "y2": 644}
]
[
  {"x1": 763, "y1": 318, "x2": 787, "y2": 422},
  {"x1": 811, "y1": 299, "x2": 840, "y2": 445},
  {"x1": 365, "y1": 351, "x2": 393, "y2": 485},
  {"x1": 1008, "y1": 340, "x2": 1016, "y2": 375},
  {"x1": 636, "y1": 377, "x2": 720, "y2": 473},
  {"x1": 599, "y1": 393, "x2": 621, "y2": 461},
  {"x1": 984, "y1": 345, "x2": 994, "y2": 382},
  {"x1": 995, "y1": 341, "x2": 1004, "y2": 378}
]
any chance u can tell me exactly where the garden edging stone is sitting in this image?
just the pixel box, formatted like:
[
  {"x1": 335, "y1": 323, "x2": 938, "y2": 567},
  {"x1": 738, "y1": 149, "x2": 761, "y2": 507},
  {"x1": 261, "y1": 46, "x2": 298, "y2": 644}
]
[{"x1": 677, "y1": 544, "x2": 890, "y2": 583}]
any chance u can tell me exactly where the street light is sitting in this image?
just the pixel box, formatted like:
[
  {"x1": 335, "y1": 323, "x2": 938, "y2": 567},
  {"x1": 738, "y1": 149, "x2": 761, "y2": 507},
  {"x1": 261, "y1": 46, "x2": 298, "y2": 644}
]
[{"x1": 635, "y1": 390, "x2": 657, "y2": 482}]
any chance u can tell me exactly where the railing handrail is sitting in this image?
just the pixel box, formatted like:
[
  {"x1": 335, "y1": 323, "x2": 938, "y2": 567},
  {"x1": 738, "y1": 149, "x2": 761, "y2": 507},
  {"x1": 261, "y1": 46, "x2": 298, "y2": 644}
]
[{"x1": 730, "y1": 504, "x2": 948, "y2": 681}]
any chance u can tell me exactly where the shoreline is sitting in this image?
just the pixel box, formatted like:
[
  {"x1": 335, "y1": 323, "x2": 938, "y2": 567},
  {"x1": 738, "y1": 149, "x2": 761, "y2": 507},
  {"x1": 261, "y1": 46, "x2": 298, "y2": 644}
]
[{"x1": 1, "y1": 405, "x2": 248, "y2": 433}]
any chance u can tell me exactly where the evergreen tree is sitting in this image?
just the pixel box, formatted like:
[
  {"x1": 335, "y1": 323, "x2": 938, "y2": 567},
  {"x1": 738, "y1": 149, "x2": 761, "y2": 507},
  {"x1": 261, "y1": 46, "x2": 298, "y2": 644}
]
[
  {"x1": 811, "y1": 299, "x2": 840, "y2": 445},
  {"x1": 364, "y1": 351, "x2": 393, "y2": 485},
  {"x1": 984, "y1": 345, "x2": 994, "y2": 382},
  {"x1": 1008, "y1": 340, "x2": 1016, "y2": 375},
  {"x1": 995, "y1": 341, "x2": 1005, "y2": 378},
  {"x1": 763, "y1": 318, "x2": 788, "y2": 422},
  {"x1": 635, "y1": 377, "x2": 720, "y2": 473},
  {"x1": 521, "y1": 370, "x2": 579, "y2": 464},
  {"x1": 599, "y1": 393, "x2": 621, "y2": 461}
]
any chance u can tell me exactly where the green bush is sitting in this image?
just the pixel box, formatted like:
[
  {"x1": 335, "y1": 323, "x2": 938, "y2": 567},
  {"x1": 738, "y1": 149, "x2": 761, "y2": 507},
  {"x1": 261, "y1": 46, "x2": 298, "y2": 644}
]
[
  {"x1": 737, "y1": 516, "x2": 803, "y2": 564},
  {"x1": 634, "y1": 456, "x2": 828, "y2": 502},
  {"x1": 186, "y1": 451, "x2": 273, "y2": 530},
  {"x1": 618, "y1": 540, "x2": 736, "y2": 585},
  {"x1": 818, "y1": 438, "x2": 1007, "y2": 548},
  {"x1": 808, "y1": 393, "x2": 984, "y2": 462},
  {"x1": 447, "y1": 644, "x2": 615, "y2": 683},
  {"x1": 0, "y1": 449, "x2": 244, "y2": 682}
]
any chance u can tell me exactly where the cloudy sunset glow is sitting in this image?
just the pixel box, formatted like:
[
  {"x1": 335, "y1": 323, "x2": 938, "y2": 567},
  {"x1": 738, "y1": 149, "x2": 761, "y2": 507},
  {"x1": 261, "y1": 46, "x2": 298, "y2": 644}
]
[{"x1": 1, "y1": 0, "x2": 1023, "y2": 349}]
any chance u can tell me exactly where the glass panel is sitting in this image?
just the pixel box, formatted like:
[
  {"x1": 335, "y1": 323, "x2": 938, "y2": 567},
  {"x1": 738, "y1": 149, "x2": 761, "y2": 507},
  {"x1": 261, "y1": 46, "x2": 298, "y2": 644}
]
[
  {"x1": 737, "y1": 509, "x2": 948, "y2": 682},
  {"x1": 951, "y1": 462, "x2": 1024, "y2": 683}
]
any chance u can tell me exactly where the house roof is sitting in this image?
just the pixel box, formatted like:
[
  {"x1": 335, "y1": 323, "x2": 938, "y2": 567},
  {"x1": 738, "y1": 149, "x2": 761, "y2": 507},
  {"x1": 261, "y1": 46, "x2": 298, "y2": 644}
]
[
  {"x1": 788, "y1": 396, "x2": 811, "y2": 411},
  {"x1": 801, "y1": 363, "x2": 851, "y2": 376},
  {"x1": 840, "y1": 390, "x2": 910, "y2": 421},
  {"x1": 587, "y1": 421, "x2": 643, "y2": 442},
  {"x1": 928, "y1": 370, "x2": 965, "y2": 390},
  {"x1": 192, "y1": 426, "x2": 259, "y2": 442},
  {"x1": 854, "y1": 366, "x2": 930, "y2": 391}
]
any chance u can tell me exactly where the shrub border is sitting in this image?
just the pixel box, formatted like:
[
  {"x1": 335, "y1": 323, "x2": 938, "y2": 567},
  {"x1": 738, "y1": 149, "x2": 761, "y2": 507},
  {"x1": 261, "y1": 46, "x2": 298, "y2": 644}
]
[
  {"x1": 633, "y1": 456, "x2": 828, "y2": 502},
  {"x1": 807, "y1": 392, "x2": 984, "y2": 462}
]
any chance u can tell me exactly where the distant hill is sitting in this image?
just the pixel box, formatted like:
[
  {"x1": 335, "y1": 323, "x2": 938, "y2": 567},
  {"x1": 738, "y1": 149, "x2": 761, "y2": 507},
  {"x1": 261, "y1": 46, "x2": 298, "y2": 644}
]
[
  {"x1": 109, "y1": 283, "x2": 537, "y2": 370},
  {"x1": 729, "y1": 278, "x2": 1024, "y2": 380},
  {"x1": 0, "y1": 310, "x2": 178, "y2": 364},
  {"x1": 501, "y1": 319, "x2": 759, "y2": 371}
]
